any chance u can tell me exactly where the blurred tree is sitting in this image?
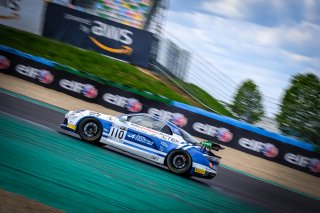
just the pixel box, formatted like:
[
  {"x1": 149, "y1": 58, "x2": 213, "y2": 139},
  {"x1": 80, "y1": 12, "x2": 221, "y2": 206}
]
[
  {"x1": 231, "y1": 80, "x2": 264, "y2": 123},
  {"x1": 276, "y1": 73, "x2": 320, "y2": 145}
]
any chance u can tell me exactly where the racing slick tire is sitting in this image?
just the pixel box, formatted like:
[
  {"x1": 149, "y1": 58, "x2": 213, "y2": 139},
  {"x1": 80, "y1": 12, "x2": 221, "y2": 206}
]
[
  {"x1": 166, "y1": 149, "x2": 192, "y2": 175},
  {"x1": 77, "y1": 118, "x2": 103, "y2": 144}
]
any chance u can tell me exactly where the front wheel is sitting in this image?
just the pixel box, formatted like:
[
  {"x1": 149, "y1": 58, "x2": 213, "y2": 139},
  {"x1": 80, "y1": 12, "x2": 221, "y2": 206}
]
[
  {"x1": 77, "y1": 118, "x2": 102, "y2": 143},
  {"x1": 166, "y1": 149, "x2": 192, "y2": 175}
]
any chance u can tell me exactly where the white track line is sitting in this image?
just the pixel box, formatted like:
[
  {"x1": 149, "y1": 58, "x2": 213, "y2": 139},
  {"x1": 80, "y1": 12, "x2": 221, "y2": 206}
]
[{"x1": 0, "y1": 111, "x2": 56, "y2": 132}]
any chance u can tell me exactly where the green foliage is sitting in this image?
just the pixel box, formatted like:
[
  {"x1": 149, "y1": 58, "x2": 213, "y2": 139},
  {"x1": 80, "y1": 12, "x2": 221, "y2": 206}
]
[
  {"x1": 178, "y1": 81, "x2": 234, "y2": 117},
  {"x1": 276, "y1": 73, "x2": 320, "y2": 145},
  {"x1": 231, "y1": 80, "x2": 264, "y2": 123}
]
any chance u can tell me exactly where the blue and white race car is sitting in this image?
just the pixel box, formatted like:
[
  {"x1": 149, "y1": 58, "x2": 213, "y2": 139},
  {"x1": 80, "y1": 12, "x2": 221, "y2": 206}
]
[{"x1": 61, "y1": 110, "x2": 223, "y2": 179}]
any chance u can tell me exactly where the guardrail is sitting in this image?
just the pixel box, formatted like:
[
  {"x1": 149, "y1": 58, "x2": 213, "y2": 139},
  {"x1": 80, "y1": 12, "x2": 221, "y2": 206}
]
[{"x1": 0, "y1": 45, "x2": 319, "y2": 176}]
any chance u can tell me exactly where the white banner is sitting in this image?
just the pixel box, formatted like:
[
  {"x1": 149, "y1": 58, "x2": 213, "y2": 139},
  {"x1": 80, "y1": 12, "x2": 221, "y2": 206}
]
[{"x1": 0, "y1": 0, "x2": 45, "y2": 35}]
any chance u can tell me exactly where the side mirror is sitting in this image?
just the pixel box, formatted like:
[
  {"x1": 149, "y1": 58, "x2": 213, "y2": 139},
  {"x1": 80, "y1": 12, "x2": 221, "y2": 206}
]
[{"x1": 119, "y1": 116, "x2": 128, "y2": 123}]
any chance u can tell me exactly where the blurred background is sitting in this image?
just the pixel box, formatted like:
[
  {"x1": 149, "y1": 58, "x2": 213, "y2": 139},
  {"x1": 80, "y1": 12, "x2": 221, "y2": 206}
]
[{"x1": 39, "y1": 0, "x2": 320, "y2": 145}]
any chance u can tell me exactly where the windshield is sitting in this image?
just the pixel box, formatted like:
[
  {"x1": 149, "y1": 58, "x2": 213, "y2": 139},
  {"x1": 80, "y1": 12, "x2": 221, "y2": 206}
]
[{"x1": 179, "y1": 129, "x2": 199, "y2": 144}]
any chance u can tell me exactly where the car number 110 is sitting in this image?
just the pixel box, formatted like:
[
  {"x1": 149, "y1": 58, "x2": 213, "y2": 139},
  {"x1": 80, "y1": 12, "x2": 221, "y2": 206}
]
[{"x1": 109, "y1": 126, "x2": 127, "y2": 141}]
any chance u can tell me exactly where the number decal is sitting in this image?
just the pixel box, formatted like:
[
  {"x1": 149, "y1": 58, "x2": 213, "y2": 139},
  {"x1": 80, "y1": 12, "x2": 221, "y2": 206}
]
[{"x1": 109, "y1": 126, "x2": 126, "y2": 140}]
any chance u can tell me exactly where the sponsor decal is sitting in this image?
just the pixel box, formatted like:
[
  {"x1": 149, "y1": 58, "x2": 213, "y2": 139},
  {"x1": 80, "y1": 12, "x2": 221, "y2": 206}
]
[
  {"x1": 15, "y1": 64, "x2": 54, "y2": 84},
  {"x1": 147, "y1": 108, "x2": 188, "y2": 127},
  {"x1": 89, "y1": 36, "x2": 132, "y2": 55},
  {"x1": 284, "y1": 153, "x2": 320, "y2": 173},
  {"x1": 0, "y1": 55, "x2": 10, "y2": 69},
  {"x1": 170, "y1": 113, "x2": 188, "y2": 128},
  {"x1": 103, "y1": 93, "x2": 142, "y2": 112},
  {"x1": 159, "y1": 132, "x2": 179, "y2": 143},
  {"x1": 238, "y1": 138, "x2": 279, "y2": 158},
  {"x1": 0, "y1": 0, "x2": 20, "y2": 20},
  {"x1": 126, "y1": 133, "x2": 153, "y2": 146},
  {"x1": 59, "y1": 79, "x2": 98, "y2": 98},
  {"x1": 195, "y1": 168, "x2": 206, "y2": 175},
  {"x1": 130, "y1": 123, "x2": 158, "y2": 134},
  {"x1": 151, "y1": 155, "x2": 159, "y2": 160},
  {"x1": 193, "y1": 122, "x2": 233, "y2": 142},
  {"x1": 89, "y1": 111, "x2": 101, "y2": 117},
  {"x1": 160, "y1": 141, "x2": 168, "y2": 147}
]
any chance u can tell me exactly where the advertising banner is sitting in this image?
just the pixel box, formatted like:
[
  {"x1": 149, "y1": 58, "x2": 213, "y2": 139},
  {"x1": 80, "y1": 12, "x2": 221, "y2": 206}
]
[
  {"x1": 42, "y1": 2, "x2": 153, "y2": 67},
  {"x1": 0, "y1": 0, "x2": 45, "y2": 35},
  {"x1": 0, "y1": 46, "x2": 319, "y2": 176}
]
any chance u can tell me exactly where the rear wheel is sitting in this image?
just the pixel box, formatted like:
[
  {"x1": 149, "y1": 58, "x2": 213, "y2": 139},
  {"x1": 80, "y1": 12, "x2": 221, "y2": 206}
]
[
  {"x1": 166, "y1": 150, "x2": 192, "y2": 175},
  {"x1": 78, "y1": 118, "x2": 102, "y2": 143}
]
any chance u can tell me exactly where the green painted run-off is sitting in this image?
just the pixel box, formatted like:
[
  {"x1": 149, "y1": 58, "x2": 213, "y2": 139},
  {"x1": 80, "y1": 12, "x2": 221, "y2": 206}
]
[{"x1": 0, "y1": 113, "x2": 265, "y2": 212}]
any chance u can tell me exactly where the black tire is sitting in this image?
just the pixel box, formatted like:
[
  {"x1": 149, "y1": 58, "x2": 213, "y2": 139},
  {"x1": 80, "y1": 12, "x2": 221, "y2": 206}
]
[
  {"x1": 166, "y1": 149, "x2": 192, "y2": 175},
  {"x1": 77, "y1": 118, "x2": 102, "y2": 143}
]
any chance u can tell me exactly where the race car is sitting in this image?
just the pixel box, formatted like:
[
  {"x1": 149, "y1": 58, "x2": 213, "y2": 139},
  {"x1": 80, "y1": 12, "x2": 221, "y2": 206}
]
[{"x1": 60, "y1": 110, "x2": 224, "y2": 179}]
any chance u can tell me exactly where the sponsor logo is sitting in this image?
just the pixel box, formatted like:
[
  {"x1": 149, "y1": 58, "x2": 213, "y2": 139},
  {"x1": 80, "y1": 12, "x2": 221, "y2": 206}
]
[
  {"x1": 75, "y1": 19, "x2": 134, "y2": 55},
  {"x1": 15, "y1": 64, "x2": 54, "y2": 84},
  {"x1": 89, "y1": 111, "x2": 101, "y2": 117},
  {"x1": 82, "y1": 84, "x2": 98, "y2": 98},
  {"x1": 65, "y1": 14, "x2": 135, "y2": 55},
  {"x1": 193, "y1": 122, "x2": 233, "y2": 142},
  {"x1": 284, "y1": 153, "x2": 320, "y2": 173},
  {"x1": 91, "y1": 21, "x2": 133, "y2": 45},
  {"x1": 238, "y1": 138, "x2": 279, "y2": 158},
  {"x1": 59, "y1": 79, "x2": 98, "y2": 98},
  {"x1": 262, "y1": 143, "x2": 279, "y2": 158},
  {"x1": 160, "y1": 141, "x2": 168, "y2": 147},
  {"x1": 309, "y1": 158, "x2": 320, "y2": 173},
  {"x1": 151, "y1": 155, "x2": 159, "y2": 160},
  {"x1": 159, "y1": 132, "x2": 179, "y2": 143},
  {"x1": 127, "y1": 133, "x2": 153, "y2": 146},
  {"x1": 103, "y1": 93, "x2": 142, "y2": 112},
  {"x1": 37, "y1": 70, "x2": 54, "y2": 84},
  {"x1": 126, "y1": 98, "x2": 143, "y2": 112},
  {"x1": 130, "y1": 123, "x2": 158, "y2": 134},
  {"x1": 0, "y1": 55, "x2": 10, "y2": 69},
  {"x1": 148, "y1": 108, "x2": 188, "y2": 127}
]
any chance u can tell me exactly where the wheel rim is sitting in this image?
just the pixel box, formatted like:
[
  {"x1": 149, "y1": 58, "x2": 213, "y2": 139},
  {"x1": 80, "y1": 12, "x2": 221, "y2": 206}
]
[
  {"x1": 83, "y1": 122, "x2": 98, "y2": 138},
  {"x1": 172, "y1": 154, "x2": 188, "y2": 169}
]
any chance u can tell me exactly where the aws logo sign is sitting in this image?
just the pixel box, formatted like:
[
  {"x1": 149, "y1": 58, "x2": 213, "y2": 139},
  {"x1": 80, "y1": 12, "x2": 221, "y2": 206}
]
[{"x1": 90, "y1": 21, "x2": 133, "y2": 55}]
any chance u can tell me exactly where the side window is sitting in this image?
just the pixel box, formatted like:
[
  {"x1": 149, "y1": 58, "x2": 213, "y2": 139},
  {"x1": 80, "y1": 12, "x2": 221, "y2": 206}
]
[
  {"x1": 160, "y1": 125, "x2": 172, "y2": 135},
  {"x1": 128, "y1": 115, "x2": 165, "y2": 131},
  {"x1": 128, "y1": 115, "x2": 154, "y2": 129}
]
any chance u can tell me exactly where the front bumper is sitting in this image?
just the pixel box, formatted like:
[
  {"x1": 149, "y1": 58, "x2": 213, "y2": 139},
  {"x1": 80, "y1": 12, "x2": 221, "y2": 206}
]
[
  {"x1": 191, "y1": 163, "x2": 218, "y2": 179},
  {"x1": 60, "y1": 117, "x2": 77, "y2": 132}
]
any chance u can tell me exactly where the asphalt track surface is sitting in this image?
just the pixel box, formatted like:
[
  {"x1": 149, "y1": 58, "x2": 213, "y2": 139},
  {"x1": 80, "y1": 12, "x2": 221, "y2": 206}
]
[{"x1": 0, "y1": 90, "x2": 319, "y2": 212}]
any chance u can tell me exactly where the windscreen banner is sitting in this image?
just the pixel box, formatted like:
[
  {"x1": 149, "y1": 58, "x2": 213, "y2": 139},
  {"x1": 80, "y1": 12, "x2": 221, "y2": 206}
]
[
  {"x1": 0, "y1": 0, "x2": 45, "y2": 35},
  {"x1": 42, "y1": 2, "x2": 153, "y2": 68},
  {"x1": 0, "y1": 45, "x2": 319, "y2": 177}
]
